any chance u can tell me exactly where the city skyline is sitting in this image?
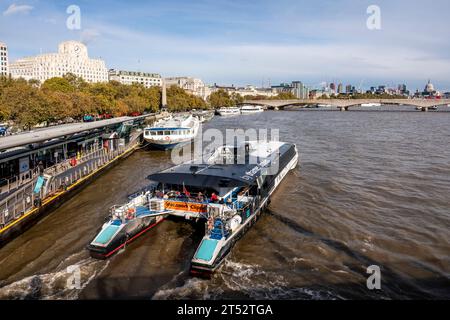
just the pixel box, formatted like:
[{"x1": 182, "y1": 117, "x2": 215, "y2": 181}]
[{"x1": 1, "y1": 0, "x2": 450, "y2": 91}]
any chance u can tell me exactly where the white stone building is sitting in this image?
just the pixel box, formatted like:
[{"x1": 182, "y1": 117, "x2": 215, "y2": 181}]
[
  {"x1": 208, "y1": 85, "x2": 276, "y2": 99},
  {"x1": 109, "y1": 69, "x2": 162, "y2": 88},
  {"x1": 234, "y1": 85, "x2": 276, "y2": 98},
  {"x1": 0, "y1": 41, "x2": 8, "y2": 77},
  {"x1": 165, "y1": 76, "x2": 206, "y2": 96},
  {"x1": 9, "y1": 41, "x2": 108, "y2": 83}
]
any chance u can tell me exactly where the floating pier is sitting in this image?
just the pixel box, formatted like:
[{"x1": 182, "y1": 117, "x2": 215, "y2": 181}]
[{"x1": 0, "y1": 114, "x2": 164, "y2": 246}]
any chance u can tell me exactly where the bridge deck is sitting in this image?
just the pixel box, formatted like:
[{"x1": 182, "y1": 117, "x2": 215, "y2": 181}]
[{"x1": 242, "y1": 99, "x2": 450, "y2": 109}]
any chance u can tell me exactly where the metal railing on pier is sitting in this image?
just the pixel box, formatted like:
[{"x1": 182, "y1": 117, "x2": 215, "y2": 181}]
[
  {"x1": 0, "y1": 168, "x2": 40, "y2": 196},
  {"x1": 0, "y1": 140, "x2": 140, "y2": 231}
]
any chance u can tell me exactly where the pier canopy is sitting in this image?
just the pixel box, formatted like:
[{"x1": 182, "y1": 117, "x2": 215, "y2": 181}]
[{"x1": 0, "y1": 116, "x2": 147, "y2": 151}]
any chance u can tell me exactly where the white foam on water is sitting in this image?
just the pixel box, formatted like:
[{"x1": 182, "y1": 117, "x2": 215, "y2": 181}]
[
  {"x1": 218, "y1": 260, "x2": 288, "y2": 299},
  {"x1": 292, "y1": 257, "x2": 309, "y2": 263},
  {"x1": 0, "y1": 253, "x2": 109, "y2": 300},
  {"x1": 332, "y1": 270, "x2": 350, "y2": 274},
  {"x1": 152, "y1": 277, "x2": 212, "y2": 300},
  {"x1": 218, "y1": 259, "x2": 341, "y2": 300}
]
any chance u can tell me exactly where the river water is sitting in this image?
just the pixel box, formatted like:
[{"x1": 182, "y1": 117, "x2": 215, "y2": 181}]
[{"x1": 0, "y1": 107, "x2": 449, "y2": 300}]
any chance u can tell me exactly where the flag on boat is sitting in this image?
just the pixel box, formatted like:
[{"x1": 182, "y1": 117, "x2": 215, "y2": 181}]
[{"x1": 182, "y1": 182, "x2": 191, "y2": 197}]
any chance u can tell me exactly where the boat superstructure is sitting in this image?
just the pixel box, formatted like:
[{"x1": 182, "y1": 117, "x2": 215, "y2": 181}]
[
  {"x1": 240, "y1": 105, "x2": 264, "y2": 114},
  {"x1": 192, "y1": 110, "x2": 215, "y2": 123},
  {"x1": 87, "y1": 190, "x2": 170, "y2": 259},
  {"x1": 361, "y1": 103, "x2": 382, "y2": 107},
  {"x1": 216, "y1": 107, "x2": 241, "y2": 116},
  {"x1": 143, "y1": 114, "x2": 200, "y2": 150},
  {"x1": 146, "y1": 140, "x2": 298, "y2": 276}
]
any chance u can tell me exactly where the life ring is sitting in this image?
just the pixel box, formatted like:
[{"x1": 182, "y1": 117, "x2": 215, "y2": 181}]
[
  {"x1": 126, "y1": 208, "x2": 135, "y2": 219},
  {"x1": 165, "y1": 136, "x2": 171, "y2": 141}
]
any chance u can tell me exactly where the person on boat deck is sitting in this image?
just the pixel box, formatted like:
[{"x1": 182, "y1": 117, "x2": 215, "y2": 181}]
[
  {"x1": 167, "y1": 190, "x2": 177, "y2": 198},
  {"x1": 226, "y1": 197, "x2": 232, "y2": 207},
  {"x1": 218, "y1": 197, "x2": 224, "y2": 204},
  {"x1": 155, "y1": 190, "x2": 164, "y2": 198},
  {"x1": 197, "y1": 192, "x2": 204, "y2": 202},
  {"x1": 177, "y1": 192, "x2": 188, "y2": 200},
  {"x1": 210, "y1": 192, "x2": 218, "y2": 203}
]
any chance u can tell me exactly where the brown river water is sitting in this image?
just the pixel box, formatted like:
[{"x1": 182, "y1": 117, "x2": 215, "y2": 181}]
[{"x1": 0, "y1": 107, "x2": 449, "y2": 300}]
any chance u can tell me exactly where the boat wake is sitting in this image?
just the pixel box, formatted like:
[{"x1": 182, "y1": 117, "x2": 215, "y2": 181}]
[
  {"x1": 0, "y1": 252, "x2": 109, "y2": 300},
  {"x1": 153, "y1": 277, "x2": 213, "y2": 300},
  {"x1": 218, "y1": 260, "x2": 338, "y2": 300},
  {"x1": 152, "y1": 259, "x2": 339, "y2": 300}
]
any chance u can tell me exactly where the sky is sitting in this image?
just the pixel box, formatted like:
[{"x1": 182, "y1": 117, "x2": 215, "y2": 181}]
[{"x1": 1, "y1": 0, "x2": 450, "y2": 91}]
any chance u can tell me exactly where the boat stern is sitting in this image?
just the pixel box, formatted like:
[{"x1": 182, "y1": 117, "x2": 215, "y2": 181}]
[{"x1": 190, "y1": 237, "x2": 225, "y2": 277}]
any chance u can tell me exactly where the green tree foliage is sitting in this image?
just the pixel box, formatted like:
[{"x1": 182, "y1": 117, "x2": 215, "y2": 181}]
[
  {"x1": 208, "y1": 89, "x2": 234, "y2": 108},
  {"x1": 0, "y1": 75, "x2": 210, "y2": 129},
  {"x1": 230, "y1": 92, "x2": 244, "y2": 105},
  {"x1": 0, "y1": 80, "x2": 48, "y2": 129},
  {"x1": 41, "y1": 77, "x2": 75, "y2": 93},
  {"x1": 166, "y1": 85, "x2": 207, "y2": 111},
  {"x1": 243, "y1": 92, "x2": 297, "y2": 100},
  {"x1": 272, "y1": 92, "x2": 297, "y2": 100}
]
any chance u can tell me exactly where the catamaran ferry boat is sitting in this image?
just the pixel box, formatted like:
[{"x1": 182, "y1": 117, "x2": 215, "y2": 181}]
[
  {"x1": 216, "y1": 107, "x2": 241, "y2": 116},
  {"x1": 146, "y1": 140, "x2": 298, "y2": 276},
  {"x1": 143, "y1": 114, "x2": 200, "y2": 150},
  {"x1": 87, "y1": 189, "x2": 170, "y2": 259},
  {"x1": 240, "y1": 105, "x2": 264, "y2": 114}
]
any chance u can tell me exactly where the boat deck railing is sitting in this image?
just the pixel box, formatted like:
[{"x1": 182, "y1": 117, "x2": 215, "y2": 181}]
[{"x1": 204, "y1": 195, "x2": 260, "y2": 240}]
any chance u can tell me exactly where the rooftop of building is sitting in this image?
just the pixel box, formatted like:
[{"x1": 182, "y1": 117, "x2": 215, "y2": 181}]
[{"x1": 109, "y1": 69, "x2": 161, "y2": 78}]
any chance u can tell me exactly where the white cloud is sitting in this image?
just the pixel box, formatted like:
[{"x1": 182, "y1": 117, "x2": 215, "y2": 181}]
[
  {"x1": 3, "y1": 3, "x2": 33, "y2": 16},
  {"x1": 86, "y1": 22, "x2": 450, "y2": 87},
  {"x1": 81, "y1": 29, "x2": 101, "y2": 45}
]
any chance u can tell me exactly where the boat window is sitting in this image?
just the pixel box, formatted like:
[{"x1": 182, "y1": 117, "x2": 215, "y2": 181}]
[
  {"x1": 158, "y1": 131, "x2": 164, "y2": 135},
  {"x1": 150, "y1": 131, "x2": 156, "y2": 136},
  {"x1": 164, "y1": 130, "x2": 171, "y2": 135}
]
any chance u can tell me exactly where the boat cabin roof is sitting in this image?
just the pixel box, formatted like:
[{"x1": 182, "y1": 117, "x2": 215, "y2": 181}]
[
  {"x1": 146, "y1": 127, "x2": 190, "y2": 131},
  {"x1": 147, "y1": 142, "x2": 293, "y2": 191},
  {"x1": 148, "y1": 163, "x2": 256, "y2": 190}
]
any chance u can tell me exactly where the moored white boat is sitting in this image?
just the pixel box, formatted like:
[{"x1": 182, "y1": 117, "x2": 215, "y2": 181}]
[
  {"x1": 192, "y1": 110, "x2": 214, "y2": 123},
  {"x1": 361, "y1": 103, "x2": 382, "y2": 107},
  {"x1": 240, "y1": 105, "x2": 264, "y2": 114},
  {"x1": 216, "y1": 107, "x2": 241, "y2": 116},
  {"x1": 143, "y1": 114, "x2": 200, "y2": 150}
]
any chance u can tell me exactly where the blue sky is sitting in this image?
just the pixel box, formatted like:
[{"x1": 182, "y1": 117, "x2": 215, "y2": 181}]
[{"x1": 1, "y1": 0, "x2": 450, "y2": 91}]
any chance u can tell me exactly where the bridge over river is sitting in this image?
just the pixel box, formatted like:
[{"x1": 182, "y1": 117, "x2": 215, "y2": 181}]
[{"x1": 242, "y1": 99, "x2": 450, "y2": 111}]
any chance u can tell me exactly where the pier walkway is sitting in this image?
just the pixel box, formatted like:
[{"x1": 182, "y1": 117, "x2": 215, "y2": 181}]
[
  {"x1": 0, "y1": 115, "x2": 159, "y2": 244},
  {"x1": 0, "y1": 139, "x2": 140, "y2": 243}
]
